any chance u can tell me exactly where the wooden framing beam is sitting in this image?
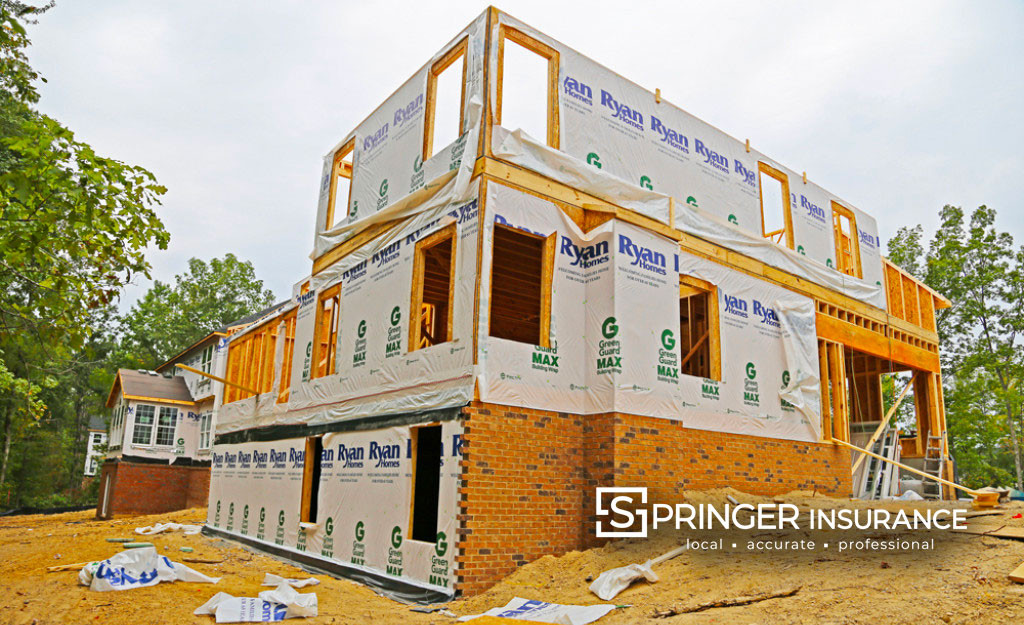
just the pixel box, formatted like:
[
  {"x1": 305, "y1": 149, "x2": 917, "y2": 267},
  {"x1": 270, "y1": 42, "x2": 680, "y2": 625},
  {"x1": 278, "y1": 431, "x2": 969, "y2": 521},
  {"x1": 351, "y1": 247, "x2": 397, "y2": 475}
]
[
  {"x1": 175, "y1": 363, "x2": 257, "y2": 397},
  {"x1": 850, "y1": 372, "x2": 917, "y2": 474}
]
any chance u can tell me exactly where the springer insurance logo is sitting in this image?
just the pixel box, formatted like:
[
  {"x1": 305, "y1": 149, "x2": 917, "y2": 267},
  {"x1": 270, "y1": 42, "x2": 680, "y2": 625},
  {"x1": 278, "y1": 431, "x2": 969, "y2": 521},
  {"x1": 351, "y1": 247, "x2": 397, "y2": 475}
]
[{"x1": 596, "y1": 487, "x2": 649, "y2": 538}]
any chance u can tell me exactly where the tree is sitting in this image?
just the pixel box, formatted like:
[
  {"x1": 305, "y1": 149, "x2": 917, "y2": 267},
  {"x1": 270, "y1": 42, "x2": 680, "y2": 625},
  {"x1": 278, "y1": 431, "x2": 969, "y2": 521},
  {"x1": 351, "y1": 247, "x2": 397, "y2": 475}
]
[
  {"x1": 0, "y1": 4, "x2": 169, "y2": 503},
  {"x1": 118, "y1": 254, "x2": 276, "y2": 367},
  {"x1": 888, "y1": 206, "x2": 1024, "y2": 490}
]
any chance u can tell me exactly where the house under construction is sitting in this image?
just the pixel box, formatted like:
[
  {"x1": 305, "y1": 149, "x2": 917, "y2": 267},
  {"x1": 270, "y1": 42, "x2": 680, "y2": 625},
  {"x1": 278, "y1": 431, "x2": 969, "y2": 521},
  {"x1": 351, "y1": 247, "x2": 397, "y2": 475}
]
[{"x1": 202, "y1": 7, "x2": 951, "y2": 600}]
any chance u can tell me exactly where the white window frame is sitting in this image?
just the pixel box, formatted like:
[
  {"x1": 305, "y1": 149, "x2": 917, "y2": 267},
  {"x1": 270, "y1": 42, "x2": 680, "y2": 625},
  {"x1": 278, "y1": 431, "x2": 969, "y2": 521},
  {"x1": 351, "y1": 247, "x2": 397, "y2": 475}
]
[
  {"x1": 199, "y1": 411, "x2": 213, "y2": 451},
  {"x1": 130, "y1": 404, "x2": 177, "y2": 448},
  {"x1": 131, "y1": 404, "x2": 156, "y2": 446},
  {"x1": 154, "y1": 406, "x2": 177, "y2": 447}
]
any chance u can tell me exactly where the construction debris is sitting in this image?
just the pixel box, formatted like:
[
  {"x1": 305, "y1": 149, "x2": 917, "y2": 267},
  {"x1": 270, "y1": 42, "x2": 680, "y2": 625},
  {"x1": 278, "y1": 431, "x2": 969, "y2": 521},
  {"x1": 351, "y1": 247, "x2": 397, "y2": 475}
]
[
  {"x1": 262, "y1": 573, "x2": 319, "y2": 588},
  {"x1": 194, "y1": 584, "x2": 317, "y2": 622},
  {"x1": 1010, "y1": 562, "x2": 1024, "y2": 584},
  {"x1": 652, "y1": 586, "x2": 802, "y2": 617},
  {"x1": 135, "y1": 522, "x2": 203, "y2": 536},
  {"x1": 458, "y1": 597, "x2": 616, "y2": 624},
  {"x1": 589, "y1": 545, "x2": 687, "y2": 600},
  {"x1": 79, "y1": 546, "x2": 221, "y2": 591}
]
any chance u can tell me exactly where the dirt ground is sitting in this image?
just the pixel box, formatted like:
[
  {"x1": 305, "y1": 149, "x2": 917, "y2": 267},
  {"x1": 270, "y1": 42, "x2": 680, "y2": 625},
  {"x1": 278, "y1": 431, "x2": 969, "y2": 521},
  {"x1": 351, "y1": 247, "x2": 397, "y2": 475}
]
[{"x1": 2, "y1": 490, "x2": 1024, "y2": 624}]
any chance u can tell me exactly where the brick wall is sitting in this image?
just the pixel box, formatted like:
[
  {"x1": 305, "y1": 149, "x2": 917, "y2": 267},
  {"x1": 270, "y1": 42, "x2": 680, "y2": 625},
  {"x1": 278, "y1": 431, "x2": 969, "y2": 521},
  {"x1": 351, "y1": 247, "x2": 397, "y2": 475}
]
[
  {"x1": 456, "y1": 401, "x2": 851, "y2": 596},
  {"x1": 95, "y1": 461, "x2": 211, "y2": 519}
]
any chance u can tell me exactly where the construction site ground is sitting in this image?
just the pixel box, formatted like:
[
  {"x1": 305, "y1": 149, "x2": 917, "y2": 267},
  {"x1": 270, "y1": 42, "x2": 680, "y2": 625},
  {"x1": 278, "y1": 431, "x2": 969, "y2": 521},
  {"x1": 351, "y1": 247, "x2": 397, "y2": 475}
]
[{"x1": 2, "y1": 489, "x2": 1023, "y2": 624}]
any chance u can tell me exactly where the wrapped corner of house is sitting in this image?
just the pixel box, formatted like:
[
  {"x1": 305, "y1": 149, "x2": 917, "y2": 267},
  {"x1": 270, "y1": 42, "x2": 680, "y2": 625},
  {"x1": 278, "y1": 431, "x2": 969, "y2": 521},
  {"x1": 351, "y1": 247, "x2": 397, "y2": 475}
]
[{"x1": 107, "y1": 7, "x2": 953, "y2": 601}]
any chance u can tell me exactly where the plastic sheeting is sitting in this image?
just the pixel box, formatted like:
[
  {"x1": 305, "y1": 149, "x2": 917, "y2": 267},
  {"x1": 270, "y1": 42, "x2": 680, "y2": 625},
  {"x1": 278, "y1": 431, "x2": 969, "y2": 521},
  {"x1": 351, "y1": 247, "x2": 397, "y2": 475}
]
[
  {"x1": 478, "y1": 182, "x2": 821, "y2": 443},
  {"x1": 206, "y1": 422, "x2": 462, "y2": 594},
  {"x1": 489, "y1": 11, "x2": 885, "y2": 309},
  {"x1": 79, "y1": 547, "x2": 221, "y2": 591}
]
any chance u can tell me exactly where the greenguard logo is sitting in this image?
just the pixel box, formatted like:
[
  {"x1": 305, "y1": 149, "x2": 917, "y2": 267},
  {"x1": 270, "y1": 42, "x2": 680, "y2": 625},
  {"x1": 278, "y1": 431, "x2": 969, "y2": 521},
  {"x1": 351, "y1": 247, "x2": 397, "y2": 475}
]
[
  {"x1": 743, "y1": 362, "x2": 760, "y2": 407},
  {"x1": 321, "y1": 517, "x2": 335, "y2": 558},
  {"x1": 297, "y1": 526, "x2": 307, "y2": 552},
  {"x1": 531, "y1": 345, "x2": 559, "y2": 372},
  {"x1": 351, "y1": 520, "x2": 366, "y2": 565},
  {"x1": 728, "y1": 214, "x2": 739, "y2": 225},
  {"x1": 797, "y1": 245, "x2": 805, "y2": 255},
  {"x1": 640, "y1": 175, "x2": 653, "y2": 190},
  {"x1": 215, "y1": 500, "x2": 221, "y2": 526},
  {"x1": 657, "y1": 329, "x2": 679, "y2": 383},
  {"x1": 354, "y1": 319, "x2": 368, "y2": 367},
  {"x1": 826, "y1": 258, "x2": 834, "y2": 269},
  {"x1": 410, "y1": 154, "x2": 424, "y2": 192},
  {"x1": 430, "y1": 531, "x2": 450, "y2": 588},
  {"x1": 587, "y1": 152, "x2": 602, "y2": 168},
  {"x1": 227, "y1": 502, "x2": 235, "y2": 531},
  {"x1": 275, "y1": 510, "x2": 285, "y2": 546},
  {"x1": 597, "y1": 317, "x2": 621, "y2": 374},
  {"x1": 781, "y1": 370, "x2": 796, "y2": 412},
  {"x1": 686, "y1": 196, "x2": 699, "y2": 208},
  {"x1": 387, "y1": 526, "x2": 404, "y2": 577},
  {"x1": 701, "y1": 378, "x2": 720, "y2": 400},
  {"x1": 377, "y1": 178, "x2": 389, "y2": 210},
  {"x1": 241, "y1": 504, "x2": 249, "y2": 535},
  {"x1": 257, "y1": 506, "x2": 266, "y2": 540},
  {"x1": 349, "y1": 199, "x2": 359, "y2": 221},
  {"x1": 385, "y1": 306, "x2": 402, "y2": 358},
  {"x1": 302, "y1": 341, "x2": 312, "y2": 382}
]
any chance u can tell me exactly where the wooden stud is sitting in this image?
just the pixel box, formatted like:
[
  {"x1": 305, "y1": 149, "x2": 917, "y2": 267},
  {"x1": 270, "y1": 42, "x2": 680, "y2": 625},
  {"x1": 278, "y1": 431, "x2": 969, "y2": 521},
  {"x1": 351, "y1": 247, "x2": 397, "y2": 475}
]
[
  {"x1": 299, "y1": 436, "x2": 320, "y2": 523},
  {"x1": 655, "y1": 88, "x2": 661, "y2": 103},
  {"x1": 745, "y1": 138, "x2": 750, "y2": 153},
  {"x1": 802, "y1": 171, "x2": 807, "y2": 185},
  {"x1": 539, "y1": 232, "x2": 556, "y2": 348}
]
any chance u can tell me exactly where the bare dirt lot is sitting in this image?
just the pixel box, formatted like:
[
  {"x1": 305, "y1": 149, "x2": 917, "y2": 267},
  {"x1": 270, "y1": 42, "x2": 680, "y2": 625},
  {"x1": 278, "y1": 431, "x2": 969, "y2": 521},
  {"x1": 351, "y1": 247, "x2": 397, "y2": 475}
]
[{"x1": 2, "y1": 490, "x2": 1024, "y2": 624}]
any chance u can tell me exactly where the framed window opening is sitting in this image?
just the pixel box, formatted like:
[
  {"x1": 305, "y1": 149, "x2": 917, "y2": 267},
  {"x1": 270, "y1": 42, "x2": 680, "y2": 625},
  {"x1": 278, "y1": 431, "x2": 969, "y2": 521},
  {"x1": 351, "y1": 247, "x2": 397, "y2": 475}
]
[
  {"x1": 198, "y1": 412, "x2": 212, "y2": 450},
  {"x1": 409, "y1": 223, "x2": 458, "y2": 351},
  {"x1": 131, "y1": 404, "x2": 155, "y2": 446},
  {"x1": 312, "y1": 284, "x2": 342, "y2": 379},
  {"x1": 679, "y1": 275, "x2": 722, "y2": 380},
  {"x1": 495, "y1": 25, "x2": 560, "y2": 149},
  {"x1": 831, "y1": 202, "x2": 862, "y2": 278},
  {"x1": 423, "y1": 37, "x2": 468, "y2": 160},
  {"x1": 154, "y1": 406, "x2": 177, "y2": 446},
  {"x1": 300, "y1": 435, "x2": 324, "y2": 524},
  {"x1": 757, "y1": 162, "x2": 793, "y2": 249},
  {"x1": 488, "y1": 223, "x2": 556, "y2": 347},
  {"x1": 324, "y1": 139, "x2": 355, "y2": 231},
  {"x1": 223, "y1": 318, "x2": 281, "y2": 404},
  {"x1": 277, "y1": 311, "x2": 298, "y2": 404},
  {"x1": 408, "y1": 424, "x2": 442, "y2": 543}
]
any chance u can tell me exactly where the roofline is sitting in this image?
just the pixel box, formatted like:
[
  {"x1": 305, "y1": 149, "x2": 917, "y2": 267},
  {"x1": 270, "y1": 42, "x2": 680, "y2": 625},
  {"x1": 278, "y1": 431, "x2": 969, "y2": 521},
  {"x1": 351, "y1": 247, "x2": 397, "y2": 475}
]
[
  {"x1": 120, "y1": 394, "x2": 196, "y2": 408},
  {"x1": 155, "y1": 331, "x2": 228, "y2": 372}
]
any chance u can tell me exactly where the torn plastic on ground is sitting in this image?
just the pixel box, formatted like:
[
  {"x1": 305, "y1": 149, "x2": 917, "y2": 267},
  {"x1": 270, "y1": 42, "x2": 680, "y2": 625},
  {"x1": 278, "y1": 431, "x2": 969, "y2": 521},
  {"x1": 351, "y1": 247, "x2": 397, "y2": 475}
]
[
  {"x1": 78, "y1": 546, "x2": 220, "y2": 591},
  {"x1": 458, "y1": 597, "x2": 616, "y2": 624},
  {"x1": 262, "y1": 573, "x2": 319, "y2": 588},
  {"x1": 195, "y1": 583, "x2": 318, "y2": 622},
  {"x1": 135, "y1": 522, "x2": 203, "y2": 536},
  {"x1": 589, "y1": 545, "x2": 687, "y2": 601}
]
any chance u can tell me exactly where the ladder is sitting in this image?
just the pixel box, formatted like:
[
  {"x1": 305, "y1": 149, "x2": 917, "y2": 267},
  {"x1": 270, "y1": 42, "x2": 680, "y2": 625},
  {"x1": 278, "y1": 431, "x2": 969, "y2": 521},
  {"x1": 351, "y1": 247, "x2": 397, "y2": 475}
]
[
  {"x1": 922, "y1": 434, "x2": 945, "y2": 499},
  {"x1": 858, "y1": 427, "x2": 900, "y2": 499}
]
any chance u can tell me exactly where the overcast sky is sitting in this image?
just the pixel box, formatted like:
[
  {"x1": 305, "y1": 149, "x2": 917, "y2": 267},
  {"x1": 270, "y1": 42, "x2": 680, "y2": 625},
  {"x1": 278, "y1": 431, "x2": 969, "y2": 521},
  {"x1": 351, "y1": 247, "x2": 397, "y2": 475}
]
[{"x1": 23, "y1": 1, "x2": 1024, "y2": 308}]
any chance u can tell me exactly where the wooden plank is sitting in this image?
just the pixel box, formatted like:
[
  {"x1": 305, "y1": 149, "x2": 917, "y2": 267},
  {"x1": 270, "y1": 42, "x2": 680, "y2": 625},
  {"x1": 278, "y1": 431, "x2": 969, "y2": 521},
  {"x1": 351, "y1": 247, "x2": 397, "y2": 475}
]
[
  {"x1": 300, "y1": 437, "x2": 318, "y2": 523},
  {"x1": 819, "y1": 341, "x2": 832, "y2": 440},
  {"x1": 1010, "y1": 562, "x2": 1024, "y2": 583},
  {"x1": 850, "y1": 372, "x2": 916, "y2": 474},
  {"x1": 955, "y1": 525, "x2": 1024, "y2": 540},
  {"x1": 539, "y1": 232, "x2": 556, "y2": 348}
]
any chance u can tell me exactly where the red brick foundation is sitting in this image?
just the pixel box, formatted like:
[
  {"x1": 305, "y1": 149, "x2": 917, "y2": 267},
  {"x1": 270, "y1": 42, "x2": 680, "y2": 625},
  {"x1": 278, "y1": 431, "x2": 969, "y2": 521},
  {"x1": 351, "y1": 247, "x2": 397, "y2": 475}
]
[
  {"x1": 456, "y1": 401, "x2": 851, "y2": 596},
  {"x1": 96, "y1": 461, "x2": 210, "y2": 519}
]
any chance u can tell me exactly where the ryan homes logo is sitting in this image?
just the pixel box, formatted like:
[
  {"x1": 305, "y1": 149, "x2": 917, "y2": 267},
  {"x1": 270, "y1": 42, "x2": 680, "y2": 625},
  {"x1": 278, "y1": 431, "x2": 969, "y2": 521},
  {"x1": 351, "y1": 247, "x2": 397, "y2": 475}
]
[
  {"x1": 363, "y1": 121, "x2": 389, "y2": 153},
  {"x1": 600, "y1": 90, "x2": 644, "y2": 131},
  {"x1": 650, "y1": 116, "x2": 689, "y2": 154},
  {"x1": 752, "y1": 300, "x2": 781, "y2": 329},
  {"x1": 393, "y1": 93, "x2": 424, "y2": 130},
  {"x1": 336, "y1": 444, "x2": 364, "y2": 469},
  {"x1": 694, "y1": 138, "x2": 730, "y2": 175},
  {"x1": 372, "y1": 240, "x2": 401, "y2": 268},
  {"x1": 618, "y1": 235, "x2": 667, "y2": 276},
  {"x1": 563, "y1": 76, "x2": 593, "y2": 105},
  {"x1": 370, "y1": 441, "x2": 401, "y2": 469},
  {"x1": 723, "y1": 292, "x2": 749, "y2": 319},
  {"x1": 559, "y1": 236, "x2": 610, "y2": 270},
  {"x1": 859, "y1": 229, "x2": 879, "y2": 250},
  {"x1": 799, "y1": 195, "x2": 827, "y2": 225}
]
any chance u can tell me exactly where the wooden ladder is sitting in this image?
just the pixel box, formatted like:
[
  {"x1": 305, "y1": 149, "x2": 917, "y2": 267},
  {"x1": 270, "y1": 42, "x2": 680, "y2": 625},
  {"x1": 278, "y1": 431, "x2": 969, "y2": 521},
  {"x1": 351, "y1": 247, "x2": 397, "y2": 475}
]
[{"x1": 922, "y1": 434, "x2": 944, "y2": 499}]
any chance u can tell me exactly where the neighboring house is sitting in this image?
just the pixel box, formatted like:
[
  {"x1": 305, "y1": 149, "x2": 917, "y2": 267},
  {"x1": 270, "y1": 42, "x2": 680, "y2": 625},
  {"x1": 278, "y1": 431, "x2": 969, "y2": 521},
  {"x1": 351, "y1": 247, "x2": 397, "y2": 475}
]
[
  {"x1": 97, "y1": 304, "x2": 286, "y2": 519},
  {"x1": 83, "y1": 416, "x2": 107, "y2": 478}
]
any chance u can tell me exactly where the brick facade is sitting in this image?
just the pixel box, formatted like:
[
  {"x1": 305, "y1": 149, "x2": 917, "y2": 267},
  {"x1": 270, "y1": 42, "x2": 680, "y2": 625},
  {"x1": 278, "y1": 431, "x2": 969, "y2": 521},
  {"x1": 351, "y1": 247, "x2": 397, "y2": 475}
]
[
  {"x1": 96, "y1": 460, "x2": 210, "y2": 519},
  {"x1": 456, "y1": 401, "x2": 851, "y2": 596}
]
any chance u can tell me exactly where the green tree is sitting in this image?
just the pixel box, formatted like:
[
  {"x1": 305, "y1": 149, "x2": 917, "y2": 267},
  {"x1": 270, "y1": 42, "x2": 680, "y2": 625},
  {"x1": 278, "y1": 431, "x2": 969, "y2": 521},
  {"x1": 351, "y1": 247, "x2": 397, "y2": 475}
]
[
  {"x1": 0, "y1": 4, "x2": 169, "y2": 503},
  {"x1": 118, "y1": 254, "x2": 276, "y2": 367},
  {"x1": 888, "y1": 206, "x2": 1024, "y2": 490}
]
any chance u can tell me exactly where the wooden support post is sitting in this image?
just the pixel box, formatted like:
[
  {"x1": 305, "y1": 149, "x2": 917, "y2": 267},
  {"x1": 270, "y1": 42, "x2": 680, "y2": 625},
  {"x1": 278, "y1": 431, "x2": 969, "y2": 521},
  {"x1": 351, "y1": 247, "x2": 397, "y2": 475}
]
[
  {"x1": 851, "y1": 372, "x2": 917, "y2": 474},
  {"x1": 175, "y1": 363, "x2": 258, "y2": 396}
]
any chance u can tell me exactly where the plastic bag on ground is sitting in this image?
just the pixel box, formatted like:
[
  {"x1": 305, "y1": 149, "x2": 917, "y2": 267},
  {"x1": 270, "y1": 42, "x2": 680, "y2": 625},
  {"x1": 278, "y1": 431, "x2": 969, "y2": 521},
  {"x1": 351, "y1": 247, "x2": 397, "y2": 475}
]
[
  {"x1": 78, "y1": 546, "x2": 221, "y2": 591},
  {"x1": 262, "y1": 573, "x2": 319, "y2": 588},
  {"x1": 458, "y1": 597, "x2": 615, "y2": 624},
  {"x1": 195, "y1": 583, "x2": 318, "y2": 622},
  {"x1": 589, "y1": 561, "x2": 658, "y2": 601},
  {"x1": 135, "y1": 522, "x2": 203, "y2": 535}
]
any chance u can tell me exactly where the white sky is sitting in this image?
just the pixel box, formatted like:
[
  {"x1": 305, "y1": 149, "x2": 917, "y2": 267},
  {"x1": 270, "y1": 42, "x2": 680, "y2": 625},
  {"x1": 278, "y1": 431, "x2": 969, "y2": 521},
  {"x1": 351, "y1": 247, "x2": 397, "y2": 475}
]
[{"x1": 23, "y1": 1, "x2": 1024, "y2": 307}]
